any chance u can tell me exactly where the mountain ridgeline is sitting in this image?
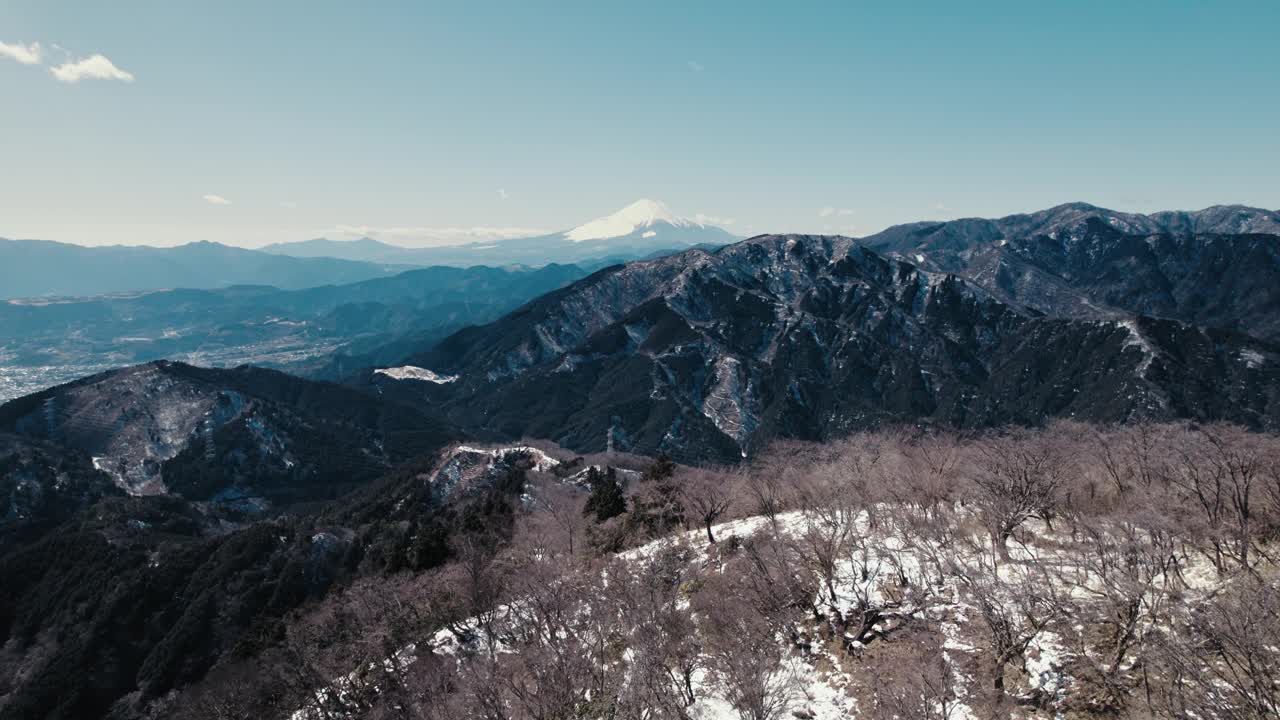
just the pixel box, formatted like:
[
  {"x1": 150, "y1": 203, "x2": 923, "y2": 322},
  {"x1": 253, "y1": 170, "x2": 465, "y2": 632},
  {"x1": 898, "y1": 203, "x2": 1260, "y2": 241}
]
[
  {"x1": 0, "y1": 361, "x2": 459, "y2": 505},
  {"x1": 0, "y1": 239, "x2": 418, "y2": 300},
  {"x1": 862, "y1": 202, "x2": 1280, "y2": 341},
  {"x1": 370, "y1": 205, "x2": 1280, "y2": 463}
]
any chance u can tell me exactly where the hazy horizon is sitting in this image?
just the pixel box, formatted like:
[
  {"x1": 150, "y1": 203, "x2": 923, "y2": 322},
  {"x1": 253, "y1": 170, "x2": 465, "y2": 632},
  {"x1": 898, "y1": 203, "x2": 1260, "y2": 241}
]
[{"x1": 4, "y1": 196, "x2": 1280, "y2": 250}]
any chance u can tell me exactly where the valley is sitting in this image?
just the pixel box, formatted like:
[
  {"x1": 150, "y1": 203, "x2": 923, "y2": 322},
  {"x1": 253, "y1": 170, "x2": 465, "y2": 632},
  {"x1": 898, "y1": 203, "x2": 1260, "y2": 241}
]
[{"x1": 0, "y1": 263, "x2": 589, "y2": 402}]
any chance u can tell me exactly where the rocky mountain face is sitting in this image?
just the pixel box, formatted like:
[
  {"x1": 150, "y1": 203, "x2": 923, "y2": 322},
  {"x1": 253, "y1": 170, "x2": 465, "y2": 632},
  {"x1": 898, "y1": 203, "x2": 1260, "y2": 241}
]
[
  {"x1": 861, "y1": 203, "x2": 1280, "y2": 342},
  {"x1": 0, "y1": 361, "x2": 458, "y2": 507},
  {"x1": 371, "y1": 233, "x2": 1279, "y2": 463}
]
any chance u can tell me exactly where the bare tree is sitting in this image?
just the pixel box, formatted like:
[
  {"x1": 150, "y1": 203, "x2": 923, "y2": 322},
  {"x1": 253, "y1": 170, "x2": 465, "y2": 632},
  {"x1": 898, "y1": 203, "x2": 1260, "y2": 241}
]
[
  {"x1": 1149, "y1": 578, "x2": 1280, "y2": 719},
  {"x1": 487, "y1": 553, "x2": 626, "y2": 720},
  {"x1": 867, "y1": 628, "x2": 963, "y2": 720},
  {"x1": 1202, "y1": 424, "x2": 1266, "y2": 570},
  {"x1": 793, "y1": 487, "x2": 858, "y2": 648},
  {"x1": 613, "y1": 546, "x2": 704, "y2": 719},
  {"x1": 737, "y1": 531, "x2": 821, "y2": 635},
  {"x1": 1069, "y1": 518, "x2": 1177, "y2": 711},
  {"x1": 969, "y1": 427, "x2": 1070, "y2": 559},
  {"x1": 521, "y1": 471, "x2": 588, "y2": 558},
  {"x1": 951, "y1": 554, "x2": 1068, "y2": 714},
  {"x1": 679, "y1": 468, "x2": 736, "y2": 545},
  {"x1": 1095, "y1": 422, "x2": 1171, "y2": 497},
  {"x1": 446, "y1": 534, "x2": 513, "y2": 650},
  {"x1": 184, "y1": 422, "x2": 1280, "y2": 720},
  {"x1": 696, "y1": 574, "x2": 800, "y2": 720},
  {"x1": 1164, "y1": 427, "x2": 1237, "y2": 573},
  {"x1": 892, "y1": 429, "x2": 965, "y2": 521},
  {"x1": 742, "y1": 464, "x2": 788, "y2": 534},
  {"x1": 1264, "y1": 446, "x2": 1280, "y2": 553},
  {"x1": 788, "y1": 458, "x2": 924, "y2": 654}
]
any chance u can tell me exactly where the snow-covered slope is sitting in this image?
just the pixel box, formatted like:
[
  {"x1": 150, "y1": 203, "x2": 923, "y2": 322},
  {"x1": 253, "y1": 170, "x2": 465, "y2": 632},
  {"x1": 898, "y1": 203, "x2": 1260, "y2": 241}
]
[
  {"x1": 291, "y1": 501, "x2": 1254, "y2": 720},
  {"x1": 564, "y1": 198, "x2": 699, "y2": 242}
]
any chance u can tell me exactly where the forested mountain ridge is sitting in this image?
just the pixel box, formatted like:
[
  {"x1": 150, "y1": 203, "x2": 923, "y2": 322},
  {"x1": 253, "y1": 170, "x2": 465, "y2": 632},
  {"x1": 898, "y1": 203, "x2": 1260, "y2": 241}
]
[
  {"x1": 861, "y1": 203, "x2": 1280, "y2": 342},
  {"x1": 0, "y1": 361, "x2": 458, "y2": 504},
  {"x1": 371, "y1": 233, "x2": 1280, "y2": 462}
]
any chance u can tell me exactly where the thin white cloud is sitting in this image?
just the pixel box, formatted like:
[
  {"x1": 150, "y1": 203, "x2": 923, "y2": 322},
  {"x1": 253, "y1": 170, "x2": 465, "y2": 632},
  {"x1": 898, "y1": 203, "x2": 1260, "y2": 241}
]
[
  {"x1": 818, "y1": 206, "x2": 855, "y2": 218},
  {"x1": 688, "y1": 60, "x2": 705, "y2": 73},
  {"x1": 0, "y1": 41, "x2": 42, "y2": 66},
  {"x1": 203, "y1": 194, "x2": 232, "y2": 206},
  {"x1": 333, "y1": 224, "x2": 549, "y2": 247},
  {"x1": 50, "y1": 53, "x2": 134, "y2": 83},
  {"x1": 497, "y1": 188, "x2": 509, "y2": 201},
  {"x1": 692, "y1": 212, "x2": 734, "y2": 226}
]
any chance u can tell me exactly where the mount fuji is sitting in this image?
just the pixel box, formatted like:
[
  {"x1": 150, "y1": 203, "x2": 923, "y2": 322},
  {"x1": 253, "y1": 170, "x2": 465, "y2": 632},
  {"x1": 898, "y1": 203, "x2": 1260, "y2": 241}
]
[
  {"x1": 562, "y1": 198, "x2": 724, "y2": 242},
  {"x1": 263, "y1": 199, "x2": 739, "y2": 268}
]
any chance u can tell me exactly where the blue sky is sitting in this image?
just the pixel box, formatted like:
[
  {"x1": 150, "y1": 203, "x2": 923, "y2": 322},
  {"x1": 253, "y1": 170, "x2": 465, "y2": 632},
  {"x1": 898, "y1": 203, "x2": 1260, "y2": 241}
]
[{"x1": 2, "y1": 0, "x2": 1277, "y2": 247}]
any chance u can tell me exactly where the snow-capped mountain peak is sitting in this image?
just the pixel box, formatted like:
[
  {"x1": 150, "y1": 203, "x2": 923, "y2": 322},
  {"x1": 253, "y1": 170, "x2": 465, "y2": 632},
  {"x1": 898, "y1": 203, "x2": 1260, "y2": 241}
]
[{"x1": 564, "y1": 198, "x2": 698, "y2": 242}]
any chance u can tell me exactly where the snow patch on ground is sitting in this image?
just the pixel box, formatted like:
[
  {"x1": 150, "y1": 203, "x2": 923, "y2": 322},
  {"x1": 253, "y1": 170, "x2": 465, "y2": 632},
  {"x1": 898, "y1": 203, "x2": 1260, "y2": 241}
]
[
  {"x1": 291, "y1": 502, "x2": 1245, "y2": 720},
  {"x1": 1117, "y1": 319, "x2": 1157, "y2": 378},
  {"x1": 561, "y1": 464, "x2": 641, "y2": 488},
  {"x1": 1240, "y1": 348, "x2": 1265, "y2": 369},
  {"x1": 1025, "y1": 630, "x2": 1069, "y2": 698},
  {"x1": 448, "y1": 444, "x2": 561, "y2": 472},
  {"x1": 700, "y1": 356, "x2": 755, "y2": 456},
  {"x1": 374, "y1": 365, "x2": 458, "y2": 384}
]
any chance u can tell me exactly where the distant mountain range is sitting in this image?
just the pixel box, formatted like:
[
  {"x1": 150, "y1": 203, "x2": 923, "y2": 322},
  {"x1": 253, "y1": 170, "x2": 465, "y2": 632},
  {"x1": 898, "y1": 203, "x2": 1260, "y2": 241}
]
[
  {"x1": 0, "y1": 239, "x2": 415, "y2": 300},
  {"x1": 262, "y1": 199, "x2": 739, "y2": 267},
  {"x1": 1, "y1": 200, "x2": 736, "y2": 302},
  {"x1": 0, "y1": 264, "x2": 587, "y2": 401},
  {"x1": 0, "y1": 198, "x2": 740, "y2": 401}
]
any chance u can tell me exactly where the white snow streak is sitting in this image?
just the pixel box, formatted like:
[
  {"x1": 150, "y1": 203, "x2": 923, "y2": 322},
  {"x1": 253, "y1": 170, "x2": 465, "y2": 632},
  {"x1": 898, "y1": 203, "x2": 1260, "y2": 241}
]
[{"x1": 373, "y1": 366, "x2": 459, "y2": 384}]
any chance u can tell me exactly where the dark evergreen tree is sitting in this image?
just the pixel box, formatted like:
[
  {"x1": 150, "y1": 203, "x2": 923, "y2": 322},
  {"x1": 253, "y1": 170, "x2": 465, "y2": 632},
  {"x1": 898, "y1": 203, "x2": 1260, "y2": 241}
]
[
  {"x1": 629, "y1": 455, "x2": 685, "y2": 538},
  {"x1": 583, "y1": 467, "x2": 626, "y2": 523}
]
